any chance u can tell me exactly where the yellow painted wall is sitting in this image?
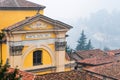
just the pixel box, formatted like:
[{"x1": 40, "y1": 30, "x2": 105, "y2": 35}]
[
  {"x1": 48, "y1": 44, "x2": 55, "y2": 52},
  {"x1": 2, "y1": 43, "x2": 7, "y2": 64},
  {"x1": 22, "y1": 46, "x2": 29, "y2": 55},
  {"x1": 0, "y1": 10, "x2": 44, "y2": 30},
  {"x1": 23, "y1": 50, "x2": 33, "y2": 68},
  {"x1": 0, "y1": 7, "x2": 69, "y2": 74},
  {"x1": 23, "y1": 48, "x2": 52, "y2": 68}
]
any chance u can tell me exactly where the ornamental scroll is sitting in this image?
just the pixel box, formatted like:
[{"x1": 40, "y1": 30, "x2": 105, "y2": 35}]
[
  {"x1": 10, "y1": 46, "x2": 24, "y2": 56},
  {"x1": 55, "y1": 42, "x2": 66, "y2": 51}
]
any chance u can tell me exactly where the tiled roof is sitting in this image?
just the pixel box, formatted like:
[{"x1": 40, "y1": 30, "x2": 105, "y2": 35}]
[
  {"x1": 77, "y1": 56, "x2": 115, "y2": 66},
  {"x1": 65, "y1": 53, "x2": 71, "y2": 61},
  {"x1": 35, "y1": 70, "x2": 101, "y2": 80},
  {"x1": 84, "y1": 62, "x2": 120, "y2": 79},
  {"x1": 8, "y1": 68, "x2": 35, "y2": 80},
  {"x1": 107, "y1": 49, "x2": 120, "y2": 56},
  {"x1": 0, "y1": 0, "x2": 45, "y2": 10},
  {"x1": 3, "y1": 14, "x2": 73, "y2": 31},
  {"x1": 68, "y1": 52, "x2": 83, "y2": 61},
  {"x1": 76, "y1": 49, "x2": 107, "y2": 59}
]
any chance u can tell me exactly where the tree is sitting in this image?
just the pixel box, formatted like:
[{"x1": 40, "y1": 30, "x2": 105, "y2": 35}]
[
  {"x1": 86, "y1": 39, "x2": 93, "y2": 50},
  {"x1": 66, "y1": 45, "x2": 72, "y2": 54},
  {"x1": 0, "y1": 62, "x2": 22, "y2": 80},
  {"x1": 0, "y1": 32, "x2": 4, "y2": 40},
  {"x1": 76, "y1": 30, "x2": 87, "y2": 50},
  {"x1": 103, "y1": 46, "x2": 110, "y2": 51},
  {"x1": 76, "y1": 30, "x2": 93, "y2": 51}
]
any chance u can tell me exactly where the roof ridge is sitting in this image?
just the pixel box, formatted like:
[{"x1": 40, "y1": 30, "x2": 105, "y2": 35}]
[{"x1": 0, "y1": 0, "x2": 46, "y2": 10}]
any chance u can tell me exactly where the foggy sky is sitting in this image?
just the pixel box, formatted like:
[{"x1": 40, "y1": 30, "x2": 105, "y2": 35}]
[
  {"x1": 28, "y1": 0, "x2": 120, "y2": 50},
  {"x1": 29, "y1": 0, "x2": 120, "y2": 19}
]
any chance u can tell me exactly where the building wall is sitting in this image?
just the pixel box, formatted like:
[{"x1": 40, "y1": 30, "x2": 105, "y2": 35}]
[
  {"x1": 0, "y1": 8, "x2": 72, "y2": 75},
  {"x1": 0, "y1": 10, "x2": 44, "y2": 29},
  {"x1": 23, "y1": 48, "x2": 52, "y2": 68},
  {"x1": 1, "y1": 43, "x2": 8, "y2": 64}
]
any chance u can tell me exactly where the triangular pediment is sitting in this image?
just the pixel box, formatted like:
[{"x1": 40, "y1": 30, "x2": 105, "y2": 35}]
[
  {"x1": 20, "y1": 20, "x2": 55, "y2": 31},
  {"x1": 4, "y1": 14, "x2": 72, "y2": 32}
]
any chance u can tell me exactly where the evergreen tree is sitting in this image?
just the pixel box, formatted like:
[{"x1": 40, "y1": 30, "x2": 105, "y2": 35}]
[
  {"x1": 103, "y1": 46, "x2": 110, "y2": 51},
  {"x1": 66, "y1": 45, "x2": 72, "y2": 54},
  {"x1": 76, "y1": 30, "x2": 87, "y2": 50},
  {"x1": 86, "y1": 39, "x2": 93, "y2": 50}
]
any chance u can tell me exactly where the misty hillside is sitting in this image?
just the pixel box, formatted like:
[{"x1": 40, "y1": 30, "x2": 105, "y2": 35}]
[{"x1": 67, "y1": 9, "x2": 120, "y2": 50}]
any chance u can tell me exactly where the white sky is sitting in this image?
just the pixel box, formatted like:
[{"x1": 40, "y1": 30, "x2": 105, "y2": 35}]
[{"x1": 28, "y1": 0, "x2": 120, "y2": 19}]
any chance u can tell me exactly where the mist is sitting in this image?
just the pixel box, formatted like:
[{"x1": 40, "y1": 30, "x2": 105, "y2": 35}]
[{"x1": 67, "y1": 9, "x2": 120, "y2": 50}]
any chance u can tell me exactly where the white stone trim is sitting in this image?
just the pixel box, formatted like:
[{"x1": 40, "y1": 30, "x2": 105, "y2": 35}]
[
  {"x1": 22, "y1": 64, "x2": 54, "y2": 71},
  {"x1": 9, "y1": 38, "x2": 65, "y2": 46},
  {"x1": 12, "y1": 29, "x2": 68, "y2": 34}
]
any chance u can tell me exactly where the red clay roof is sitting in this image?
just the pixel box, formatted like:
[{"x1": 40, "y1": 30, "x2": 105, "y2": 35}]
[
  {"x1": 8, "y1": 68, "x2": 35, "y2": 80},
  {"x1": 35, "y1": 70, "x2": 101, "y2": 80},
  {"x1": 84, "y1": 62, "x2": 120, "y2": 79},
  {"x1": 76, "y1": 49, "x2": 107, "y2": 59},
  {"x1": 65, "y1": 53, "x2": 71, "y2": 61},
  {"x1": 107, "y1": 49, "x2": 120, "y2": 56},
  {"x1": 77, "y1": 56, "x2": 115, "y2": 66},
  {"x1": 0, "y1": 0, "x2": 45, "y2": 9},
  {"x1": 68, "y1": 52, "x2": 83, "y2": 61}
]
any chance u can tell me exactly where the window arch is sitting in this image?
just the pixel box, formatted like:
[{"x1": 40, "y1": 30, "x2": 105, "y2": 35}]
[{"x1": 33, "y1": 50, "x2": 42, "y2": 66}]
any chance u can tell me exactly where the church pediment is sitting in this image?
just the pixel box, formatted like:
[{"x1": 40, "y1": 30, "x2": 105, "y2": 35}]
[
  {"x1": 22, "y1": 20, "x2": 53, "y2": 31},
  {"x1": 3, "y1": 14, "x2": 72, "y2": 32},
  {"x1": 26, "y1": 21, "x2": 48, "y2": 30}
]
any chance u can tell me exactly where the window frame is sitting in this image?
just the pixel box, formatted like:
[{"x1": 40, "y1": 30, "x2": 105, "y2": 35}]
[{"x1": 33, "y1": 50, "x2": 43, "y2": 66}]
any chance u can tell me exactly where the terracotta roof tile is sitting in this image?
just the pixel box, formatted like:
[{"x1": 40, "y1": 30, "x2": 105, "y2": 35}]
[
  {"x1": 76, "y1": 49, "x2": 107, "y2": 59},
  {"x1": 68, "y1": 52, "x2": 83, "y2": 61},
  {"x1": 35, "y1": 70, "x2": 101, "y2": 80},
  {"x1": 84, "y1": 62, "x2": 120, "y2": 79},
  {"x1": 65, "y1": 53, "x2": 71, "y2": 61},
  {"x1": 8, "y1": 68, "x2": 35, "y2": 80},
  {"x1": 0, "y1": 0, "x2": 45, "y2": 9},
  {"x1": 77, "y1": 56, "x2": 115, "y2": 66},
  {"x1": 107, "y1": 49, "x2": 120, "y2": 56}
]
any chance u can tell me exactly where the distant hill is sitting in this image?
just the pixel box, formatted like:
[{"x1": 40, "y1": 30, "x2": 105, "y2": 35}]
[{"x1": 66, "y1": 9, "x2": 120, "y2": 50}]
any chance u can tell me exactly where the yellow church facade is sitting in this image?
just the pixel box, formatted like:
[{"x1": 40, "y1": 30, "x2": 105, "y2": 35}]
[{"x1": 0, "y1": 0, "x2": 74, "y2": 75}]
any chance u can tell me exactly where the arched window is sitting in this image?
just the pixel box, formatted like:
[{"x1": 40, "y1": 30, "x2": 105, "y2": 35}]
[{"x1": 33, "y1": 50, "x2": 42, "y2": 66}]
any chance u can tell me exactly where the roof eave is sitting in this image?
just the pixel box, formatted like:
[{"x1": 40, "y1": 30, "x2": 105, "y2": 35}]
[
  {"x1": 0, "y1": 6, "x2": 46, "y2": 10},
  {"x1": 4, "y1": 14, "x2": 73, "y2": 31}
]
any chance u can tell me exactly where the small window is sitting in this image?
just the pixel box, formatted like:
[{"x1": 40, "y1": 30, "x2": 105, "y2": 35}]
[{"x1": 33, "y1": 50, "x2": 42, "y2": 66}]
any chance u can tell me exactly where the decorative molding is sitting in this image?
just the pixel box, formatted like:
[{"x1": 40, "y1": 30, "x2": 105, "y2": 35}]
[
  {"x1": 55, "y1": 41, "x2": 66, "y2": 51},
  {"x1": 11, "y1": 29, "x2": 68, "y2": 34},
  {"x1": 25, "y1": 33, "x2": 51, "y2": 39},
  {"x1": 10, "y1": 45, "x2": 24, "y2": 56},
  {"x1": 26, "y1": 66, "x2": 56, "y2": 73},
  {"x1": 29, "y1": 21, "x2": 47, "y2": 29},
  {"x1": 4, "y1": 14, "x2": 72, "y2": 32},
  {"x1": 9, "y1": 38, "x2": 65, "y2": 46}
]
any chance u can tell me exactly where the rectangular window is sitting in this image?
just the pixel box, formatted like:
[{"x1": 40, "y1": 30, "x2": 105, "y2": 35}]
[{"x1": 33, "y1": 50, "x2": 42, "y2": 66}]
